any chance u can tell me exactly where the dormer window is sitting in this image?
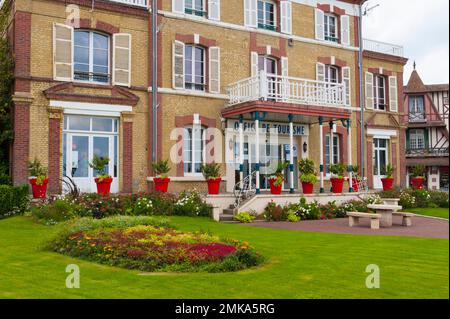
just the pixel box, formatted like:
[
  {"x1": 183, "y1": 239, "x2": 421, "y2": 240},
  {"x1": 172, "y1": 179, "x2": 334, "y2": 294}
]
[
  {"x1": 185, "y1": 0, "x2": 206, "y2": 17},
  {"x1": 258, "y1": 0, "x2": 276, "y2": 31},
  {"x1": 324, "y1": 14, "x2": 338, "y2": 43}
]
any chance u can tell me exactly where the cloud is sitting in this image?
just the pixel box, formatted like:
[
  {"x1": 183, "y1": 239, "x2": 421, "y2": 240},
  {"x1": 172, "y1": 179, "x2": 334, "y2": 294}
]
[{"x1": 363, "y1": 0, "x2": 449, "y2": 84}]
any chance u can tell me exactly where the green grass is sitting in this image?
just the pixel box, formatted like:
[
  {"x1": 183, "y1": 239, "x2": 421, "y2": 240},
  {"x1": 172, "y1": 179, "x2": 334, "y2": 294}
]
[
  {"x1": 406, "y1": 207, "x2": 449, "y2": 219},
  {"x1": 0, "y1": 216, "x2": 448, "y2": 299}
]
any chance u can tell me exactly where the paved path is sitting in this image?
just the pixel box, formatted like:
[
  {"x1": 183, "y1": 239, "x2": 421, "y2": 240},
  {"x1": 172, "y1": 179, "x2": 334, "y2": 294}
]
[{"x1": 246, "y1": 215, "x2": 449, "y2": 239}]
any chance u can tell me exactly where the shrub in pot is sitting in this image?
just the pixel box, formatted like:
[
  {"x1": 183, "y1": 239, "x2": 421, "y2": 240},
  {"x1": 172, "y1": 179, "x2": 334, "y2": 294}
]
[
  {"x1": 268, "y1": 162, "x2": 289, "y2": 195},
  {"x1": 201, "y1": 163, "x2": 222, "y2": 195},
  {"x1": 329, "y1": 163, "x2": 346, "y2": 193},
  {"x1": 152, "y1": 159, "x2": 171, "y2": 193},
  {"x1": 89, "y1": 155, "x2": 112, "y2": 196},
  {"x1": 28, "y1": 158, "x2": 49, "y2": 199},
  {"x1": 411, "y1": 165, "x2": 426, "y2": 189},
  {"x1": 298, "y1": 158, "x2": 317, "y2": 194},
  {"x1": 381, "y1": 164, "x2": 395, "y2": 191},
  {"x1": 350, "y1": 164, "x2": 360, "y2": 192}
]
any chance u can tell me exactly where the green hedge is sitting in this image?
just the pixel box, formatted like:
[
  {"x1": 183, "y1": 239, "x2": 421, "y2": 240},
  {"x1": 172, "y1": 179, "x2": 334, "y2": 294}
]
[{"x1": 0, "y1": 184, "x2": 30, "y2": 218}]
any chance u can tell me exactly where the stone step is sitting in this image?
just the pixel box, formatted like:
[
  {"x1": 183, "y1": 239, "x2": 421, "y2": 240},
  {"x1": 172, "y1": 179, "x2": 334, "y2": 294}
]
[
  {"x1": 219, "y1": 214, "x2": 235, "y2": 222},
  {"x1": 223, "y1": 208, "x2": 237, "y2": 215}
]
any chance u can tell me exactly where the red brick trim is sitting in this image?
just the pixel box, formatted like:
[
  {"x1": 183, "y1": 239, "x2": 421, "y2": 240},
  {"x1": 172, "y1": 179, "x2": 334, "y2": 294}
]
[
  {"x1": 391, "y1": 141, "x2": 398, "y2": 187},
  {"x1": 43, "y1": 82, "x2": 139, "y2": 106},
  {"x1": 13, "y1": 11, "x2": 32, "y2": 93},
  {"x1": 96, "y1": 21, "x2": 120, "y2": 35},
  {"x1": 250, "y1": 33, "x2": 287, "y2": 59},
  {"x1": 366, "y1": 140, "x2": 373, "y2": 189},
  {"x1": 48, "y1": 117, "x2": 61, "y2": 194},
  {"x1": 318, "y1": 57, "x2": 347, "y2": 67},
  {"x1": 175, "y1": 34, "x2": 217, "y2": 47},
  {"x1": 78, "y1": 18, "x2": 91, "y2": 29},
  {"x1": 122, "y1": 122, "x2": 133, "y2": 193},
  {"x1": 399, "y1": 127, "x2": 407, "y2": 187},
  {"x1": 363, "y1": 50, "x2": 409, "y2": 65},
  {"x1": 317, "y1": 4, "x2": 346, "y2": 16},
  {"x1": 174, "y1": 115, "x2": 217, "y2": 177},
  {"x1": 12, "y1": 103, "x2": 30, "y2": 186},
  {"x1": 368, "y1": 67, "x2": 393, "y2": 77},
  {"x1": 323, "y1": 125, "x2": 349, "y2": 167}
]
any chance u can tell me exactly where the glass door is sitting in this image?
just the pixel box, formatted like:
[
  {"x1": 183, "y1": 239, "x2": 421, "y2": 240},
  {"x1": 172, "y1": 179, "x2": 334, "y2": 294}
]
[{"x1": 373, "y1": 138, "x2": 389, "y2": 189}]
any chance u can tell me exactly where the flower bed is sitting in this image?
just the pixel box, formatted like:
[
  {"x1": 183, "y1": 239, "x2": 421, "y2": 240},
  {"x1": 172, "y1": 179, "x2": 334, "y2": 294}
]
[{"x1": 47, "y1": 216, "x2": 263, "y2": 272}]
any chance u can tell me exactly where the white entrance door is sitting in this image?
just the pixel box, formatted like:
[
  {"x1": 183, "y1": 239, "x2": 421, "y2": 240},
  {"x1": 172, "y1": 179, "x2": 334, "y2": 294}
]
[
  {"x1": 63, "y1": 116, "x2": 119, "y2": 193},
  {"x1": 373, "y1": 138, "x2": 389, "y2": 189}
]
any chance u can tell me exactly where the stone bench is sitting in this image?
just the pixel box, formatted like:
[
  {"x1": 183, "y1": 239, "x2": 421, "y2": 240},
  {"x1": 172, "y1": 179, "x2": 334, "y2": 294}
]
[
  {"x1": 393, "y1": 212, "x2": 414, "y2": 227},
  {"x1": 347, "y1": 212, "x2": 382, "y2": 230}
]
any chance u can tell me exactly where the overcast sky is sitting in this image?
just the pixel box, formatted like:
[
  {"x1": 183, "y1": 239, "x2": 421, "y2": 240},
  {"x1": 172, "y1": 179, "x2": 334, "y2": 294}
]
[{"x1": 363, "y1": 0, "x2": 449, "y2": 85}]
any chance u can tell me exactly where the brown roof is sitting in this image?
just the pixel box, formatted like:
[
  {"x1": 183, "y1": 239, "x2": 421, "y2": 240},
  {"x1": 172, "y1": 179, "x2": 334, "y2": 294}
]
[
  {"x1": 425, "y1": 84, "x2": 449, "y2": 92},
  {"x1": 404, "y1": 70, "x2": 427, "y2": 93}
]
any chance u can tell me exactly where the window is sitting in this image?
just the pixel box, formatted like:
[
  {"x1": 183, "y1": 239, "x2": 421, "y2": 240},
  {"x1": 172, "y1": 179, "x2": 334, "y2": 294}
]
[
  {"x1": 324, "y1": 14, "x2": 338, "y2": 42},
  {"x1": 258, "y1": 55, "x2": 277, "y2": 97},
  {"x1": 410, "y1": 129, "x2": 425, "y2": 150},
  {"x1": 258, "y1": 0, "x2": 276, "y2": 31},
  {"x1": 325, "y1": 134, "x2": 340, "y2": 173},
  {"x1": 325, "y1": 65, "x2": 339, "y2": 84},
  {"x1": 74, "y1": 31, "x2": 109, "y2": 83},
  {"x1": 373, "y1": 138, "x2": 388, "y2": 176},
  {"x1": 184, "y1": 125, "x2": 205, "y2": 174},
  {"x1": 373, "y1": 75, "x2": 386, "y2": 110},
  {"x1": 185, "y1": 0, "x2": 205, "y2": 16},
  {"x1": 409, "y1": 96, "x2": 425, "y2": 121},
  {"x1": 185, "y1": 45, "x2": 205, "y2": 91}
]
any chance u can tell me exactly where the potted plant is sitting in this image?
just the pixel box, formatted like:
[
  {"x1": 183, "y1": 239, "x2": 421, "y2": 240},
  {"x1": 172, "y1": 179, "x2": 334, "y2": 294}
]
[
  {"x1": 201, "y1": 163, "x2": 222, "y2": 195},
  {"x1": 152, "y1": 159, "x2": 171, "y2": 193},
  {"x1": 298, "y1": 158, "x2": 317, "y2": 194},
  {"x1": 28, "y1": 158, "x2": 49, "y2": 199},
  {"x1": 381, "y1": 164, "x2": 395, "y2": 191},
  {"x1": 411, "y1": 164, "x2": 426, "y2": 189},
  {"x1": 350, "y1": 164, "x2": 360, "y2": 192},
  {"x1": 268, "y1": 161, "x2": 289, "y2": 195},
  {"x1": 329, "y1": 163, "x2": 346, "y2": 194},
  {"x1": 89, "y1": 155, "x2": 112, "y2": 196}
]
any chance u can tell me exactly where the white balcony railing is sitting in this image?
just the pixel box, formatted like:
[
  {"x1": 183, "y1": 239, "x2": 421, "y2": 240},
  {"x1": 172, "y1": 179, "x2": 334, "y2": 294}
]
[
  {"x1": 363, "y1": 38, "x2": 404, "y2": 57},
  {"x1": 227, "y1": 71, "x2": 347, "y2": 108},
  {"x1": 109, "y1": 0, "x2": 148, "y2": 8}
]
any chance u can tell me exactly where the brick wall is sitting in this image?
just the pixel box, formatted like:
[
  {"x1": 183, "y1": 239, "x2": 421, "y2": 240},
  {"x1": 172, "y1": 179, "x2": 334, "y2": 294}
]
[
  {"x1": 122, "y1": 121, "x2": 133, "y2": 193},
  {"x1": 48, "y1": 116, "x2": 61, "y2": 194},
  {"x1": 12, "y1": 103, "x2": 30, "y2": 186}
]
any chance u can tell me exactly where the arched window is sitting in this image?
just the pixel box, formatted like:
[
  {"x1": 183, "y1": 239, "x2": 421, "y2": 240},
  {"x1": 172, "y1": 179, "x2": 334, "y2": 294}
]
[
  {"x1": 185, "y1": 45, "x2": 206, "y2": 91},
  {"x1": 184, "y1": 125, "x2": 206, "y2": 174},
  {"x1": 74, "y1": 30, "x2": 109, "y2": 83}
]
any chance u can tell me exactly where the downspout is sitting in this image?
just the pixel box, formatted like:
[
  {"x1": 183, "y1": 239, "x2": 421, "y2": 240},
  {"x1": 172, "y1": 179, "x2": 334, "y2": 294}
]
[
  {"x1": 151, "y1": 0, "x2": 158, "y2": 163},
  {"x1": 358, "y1": 2, "x2": 366, "y2": 182}
]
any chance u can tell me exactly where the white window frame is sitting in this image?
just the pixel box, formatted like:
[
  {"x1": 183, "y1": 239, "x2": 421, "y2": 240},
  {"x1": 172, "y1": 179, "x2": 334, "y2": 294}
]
[
  {"x1": 409, "y1": 95, "x2": 425, "y2": 119},
  {"x1": 325, "y1": 134, "x2": 340, "y2": 175},
  {"x1": 74, "y1": 30, "x2": 110, "y2": 85},
  {"x1": 373, "y1": 74, "x2": 386, "y2": 110},
  {"x1": 185, "y1": 0, "x2": 205, "y2": 16},
  {"x1": 410, "y1": 129, "x2": 425, "y2": 150},
  {"x1": 324, "y1": 13, "x2": 338, "y2": 43},
  {"x1": 185, "y1": 45, "x2": 206, "y2": 91},
  {"x1": 184, "y1": 125, "x2": 206, "y2": 176},
  {"x1": 325, "y1": 65, "x2": 339, "y2": 84},
  {"x1": 257, "y1": 0, "x2": 277, "y2": 31},
  {"x1": 373, "y1": 138, "x2": 389, "y2": 177}
]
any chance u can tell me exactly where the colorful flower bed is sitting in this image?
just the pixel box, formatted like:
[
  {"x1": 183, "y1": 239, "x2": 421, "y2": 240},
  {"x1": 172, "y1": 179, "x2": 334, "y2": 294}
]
[{"x1": 47, "y1": 216, "x2": 263, "y2": 272}]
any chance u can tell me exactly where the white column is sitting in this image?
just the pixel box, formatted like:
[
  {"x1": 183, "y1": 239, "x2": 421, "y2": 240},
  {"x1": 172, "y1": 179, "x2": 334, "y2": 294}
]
[
  {"x1": 319, "y1": 117, "x2": 324, "y2": 193},
  {"x1": 289, "y1": 115, "x2": 295, "y2": 193},
  {"x1": 348, "y1": 120, "x2": 353, "y2": 192},
  {"x1": 239, "y1": 116, "x2": 244, "y2": 185},
  {"x1": 255, "y1": 114, "x2": 261, "y2": 193}
]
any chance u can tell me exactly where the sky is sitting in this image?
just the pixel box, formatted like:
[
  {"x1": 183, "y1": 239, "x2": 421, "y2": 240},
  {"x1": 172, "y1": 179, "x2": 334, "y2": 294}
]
[{"x1": 363, "y1": 0, "x2": 449, "y2": 85}]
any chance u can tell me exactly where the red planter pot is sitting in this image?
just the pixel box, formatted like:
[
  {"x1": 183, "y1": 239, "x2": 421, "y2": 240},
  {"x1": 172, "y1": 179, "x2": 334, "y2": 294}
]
[
  {"x1": 154, "y1": 177, "x2": 170, "y2": 193},
  {"x1": 301, "y1": 182, "x2": 314, "y2": 194},
  {"x1": 381, "y1": 177, "x2": 394, "y2": 191},
  {"x1": 29, "y1": 178, "x2": 49, "y2": 199},
  {"x1": 350, "y1": 178, "x2": 359, "y2": 192},
  {"x1": 411, "y1": 177, "x2": 425, "y2": 189},
  {"x1": 207, "y1": 178, "x2": 222, "y2": 195},
  {"x1": 269, "y1": 178, "x2": 283, "y2": 195},
  {"x1": 95, "y1": 177, "x2": 113, "y2": 196},
  {"x1": 330, "y1": 178, "x2": 345, "y2": 193}
]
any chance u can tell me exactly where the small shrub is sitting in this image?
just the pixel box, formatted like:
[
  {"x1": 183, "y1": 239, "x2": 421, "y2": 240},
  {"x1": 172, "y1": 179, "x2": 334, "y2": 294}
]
[
  {"x1": 399, "y1": 189, "x2": 416, "y2": 209},
  {"x1": 133, "y1": 197, "x2": 154, "y2": 216},
  {"x1": 174, "y1": 190, "x2": 212, "y2": 217},
  {"x1": 329, "y1": 163, "x2": 346, "y2": 178},
  {"x1": 0, "y1": 184, "x2": 30, "y2": 219},
  {"x1": 295, "y1": 198, "x2": 321, "y2": 220},
  {"x1": 412, "y1": 189, "x2": 431, "y2": 208},
  {"x1": 89, "y1": 155, "x2": 110, "y2": 180},
  {"x1": 287, "y1": 210, "x2": 300, "y2": 222},
  {"x1": 378, "y1": 187, "x2": 401, "y2": 199},
  {"x1": 31, "y1": 199, "x2": 79, "y2": 225},
  {"x1": 152, "y1": 159, "x2": 170, "y2": 177},
  {"x1": 201, "y1": 163, "x2": 221, "y2": 180},
  {"x1": 429, "y1": 191, "x2": 449, "y2": 208},
  {"x1": 234, "y1": 212, "x2": 256, "y2": 223},
  {"x1": 263, "y1": 202, "x2": 285, "y2": 221}
]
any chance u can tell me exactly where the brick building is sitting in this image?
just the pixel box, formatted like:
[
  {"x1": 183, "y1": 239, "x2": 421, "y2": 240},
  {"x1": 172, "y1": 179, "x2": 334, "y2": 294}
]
[
  {"x1": 404, "y1": 66, "x2": 449, "y2": 191},
  {"x1": 3, "y1": 0, "x2": 408, "y2": 194}
]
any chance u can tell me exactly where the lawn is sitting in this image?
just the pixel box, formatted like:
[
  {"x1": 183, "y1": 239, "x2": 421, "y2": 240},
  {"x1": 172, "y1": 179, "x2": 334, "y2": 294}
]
[
  {"x1": 0, "y1": 216, "x2": 448, "y2": 299},
  {"x1": 407, "y1": 207, "x2": 449, "y2": 219}
]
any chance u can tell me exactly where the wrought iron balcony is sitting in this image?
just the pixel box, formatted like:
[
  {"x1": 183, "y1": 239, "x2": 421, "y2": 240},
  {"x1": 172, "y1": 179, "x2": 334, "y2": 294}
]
[
  {"x1": 109, "y1": 0, "x2": 148, "y2": 8},
  {"x1": 406, "y1": 147, "x2": 449, "y2": 157},
  {"x1": 363, "y1": 38, "x2": 404, "y2": 57},
  {"x1": 406, "y1": 112, "x2": 449, "y2": 125},
  {"x1": 227, "y1": 71, "x2": 348, "y2": 108}
]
